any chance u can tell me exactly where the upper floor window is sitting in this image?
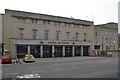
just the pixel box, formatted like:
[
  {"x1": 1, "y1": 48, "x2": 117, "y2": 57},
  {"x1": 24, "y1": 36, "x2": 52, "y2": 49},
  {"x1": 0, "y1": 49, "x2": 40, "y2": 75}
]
[
  {"x1": 56, "y1": 31, "x2": 61, "y2": 40},
  {"x1": 109, "y1": 32, "x2": 112, "y2": 38},
  {"x1": 54, "y1": 22, "x2": 61, "y2": 26},
  {"x1": 32, "y1": 29, "x2": 38, "y2": 40},
  {"x1": 31, "y1": 19, "x2": 38, "y2": 24},
  {"x1": 65, "y1": 23, "x2": 67, "y2": 27},
  {"x1": 84, "y1": 33, "x2": 87, "y2": 41},
  {"x1": 20, "y1": 32, "x2": 24, "y2": 39},
  {"x1": 101, "y1": 31, "x2": 104, "y2": 36},
  {"x1": 19, "y1": 28, "x2": 24, "y2": 39},
  {"x1": 43, "y1": 20, "x2": 51, "y2": 25},
  {"x1": 106, "y1": 32, "x2": 108, "y2": 37},
  {"x1": 17, "y1": 17, "x2": 26, "y2": 23},
  {"x1": 68, "y1": 23, "x2": 71, "y2": 27},
  {"x1": 102, "y1": 37, "x2": 104, "y2": 43},
  {"x1": 75, "y1": 33, "x2": 79, "y2": 41},
  {"x1": 113, "y1": 45, "x2": 116, "y2": 50},
  {"x1": 106, "y1": 38, "x2": 108, "y2": 43},
  {"x1": 106, "y1": 45, "x2": 109, "y2": 50},
  {"x1": 76, "y1": 25, "x2": 80, "y2": 28},
  {"x1": 79, "y1": 25, "x2": 83, "y2": 28},
  {"x1": 113, "y1": 32, "x2": 116, "y2": 38},
  {"x1": 64, "y1": 23, "x2": 72, "y2": 27},
  {"x1": 44, "y1": 30, "x2": 49, "y2": 40},
  {"x1": 74, "y1": 24, "x2": 77, "y2": 28},
  {"x1": 66, "y1": 32, "x2": 70, "y2": 40},
  {"x1": 110, "y1": 38, "x2": 112, "y2": 44}
]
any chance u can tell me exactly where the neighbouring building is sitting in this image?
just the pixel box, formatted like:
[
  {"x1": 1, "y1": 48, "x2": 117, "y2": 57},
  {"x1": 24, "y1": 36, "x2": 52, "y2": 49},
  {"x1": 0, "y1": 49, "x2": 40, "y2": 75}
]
[
  {"x1": 1, "y1": 9, "x2": 118, "y2": 58},
  {"x1": 95, "y1": 23, "x2": 118, "y2": 52},
  {"x1": 118, "y1": 34, "x2": 120, "y2": 50},
  {"x1": 118, "y1": 1, "x2": 120, "y2": 51}
]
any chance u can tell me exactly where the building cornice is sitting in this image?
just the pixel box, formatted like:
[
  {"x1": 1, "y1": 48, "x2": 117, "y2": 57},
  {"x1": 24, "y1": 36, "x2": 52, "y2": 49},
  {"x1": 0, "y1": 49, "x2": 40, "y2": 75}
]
[{"x1": 5, "y1": 9, "x2": 93, "y2": 26}]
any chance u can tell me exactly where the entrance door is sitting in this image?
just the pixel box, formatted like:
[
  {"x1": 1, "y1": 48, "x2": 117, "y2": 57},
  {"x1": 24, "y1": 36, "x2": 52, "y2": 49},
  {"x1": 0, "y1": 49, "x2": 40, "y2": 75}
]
[
  {"x1": 54, "y1": 46, "x2": 63, "y2": 57},
  {"x1": 43, "y1": 45, "x2": 52, "y2": 58},
  {"x1": 83, "y1": 46, "x2": 89, "y2": 56},
  {"x1": 75, "y1": 46, "x2": 81, "y2": 56},
  {"x1": 65, "y1": 46, "x2": 72, "y2": 57}
]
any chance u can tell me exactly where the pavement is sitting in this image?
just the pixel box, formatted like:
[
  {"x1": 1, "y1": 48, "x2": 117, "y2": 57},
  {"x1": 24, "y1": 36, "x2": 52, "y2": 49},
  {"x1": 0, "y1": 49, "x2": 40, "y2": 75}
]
[{"x1": 1, "y1": 56, "x2": 119, "y2": 79}]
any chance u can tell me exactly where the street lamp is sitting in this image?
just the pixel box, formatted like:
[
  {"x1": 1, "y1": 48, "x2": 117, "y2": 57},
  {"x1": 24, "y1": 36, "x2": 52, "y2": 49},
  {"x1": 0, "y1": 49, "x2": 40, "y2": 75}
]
[{"x1": 2, "y1": 43, "x2": 4, "y2": 56}]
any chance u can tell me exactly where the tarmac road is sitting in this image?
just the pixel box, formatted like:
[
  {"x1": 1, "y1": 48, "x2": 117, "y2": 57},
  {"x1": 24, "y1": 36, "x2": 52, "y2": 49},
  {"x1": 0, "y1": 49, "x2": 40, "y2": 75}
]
[{"x1": 1, "y1": 56, "x2": 118, "y2": 79}]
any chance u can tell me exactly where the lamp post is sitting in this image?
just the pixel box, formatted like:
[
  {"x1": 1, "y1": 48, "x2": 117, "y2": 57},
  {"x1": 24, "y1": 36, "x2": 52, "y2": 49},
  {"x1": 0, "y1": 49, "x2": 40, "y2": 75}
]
[{"x1": 2, "y1": 43, "x2": 4, "y2": 56}]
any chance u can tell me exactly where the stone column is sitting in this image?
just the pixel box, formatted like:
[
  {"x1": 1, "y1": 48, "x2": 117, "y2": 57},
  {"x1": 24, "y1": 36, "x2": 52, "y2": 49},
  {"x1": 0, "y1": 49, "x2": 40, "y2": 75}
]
[
  {"x1": 27, "y1": 45, "x2": 30, "y2": 54},
  {"x1": 40, "y1": 45, "x2": 43, "y2": 58},
  {"x1": 81, "y1": 46, "x2": 83, "y2": 56},
  {"x1": 52, "y1": 45, "x2": 55, "y2": 57},
  {"x1": 10, "y1": 39, "x2": 17, "y2": 58},
  {"x1": 11, "y1": 44, "x2": 17, "y2": 58},
  {"x1": 63, "y1": 46, "x2": 65, "y2": 57},
  {"x1": 72, "y1": 45, "x2": 75, "y2": 56}
]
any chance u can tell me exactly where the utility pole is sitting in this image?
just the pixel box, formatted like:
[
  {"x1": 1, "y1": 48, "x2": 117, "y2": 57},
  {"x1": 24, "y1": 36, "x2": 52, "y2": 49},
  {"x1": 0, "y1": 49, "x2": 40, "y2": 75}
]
[{"x1": 92, "y1": 14, "x2": 94, "y2": 25}]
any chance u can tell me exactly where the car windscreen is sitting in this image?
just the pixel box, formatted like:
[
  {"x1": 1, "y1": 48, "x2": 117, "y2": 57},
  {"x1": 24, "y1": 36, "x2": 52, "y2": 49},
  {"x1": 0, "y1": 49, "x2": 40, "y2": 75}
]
[{"x1": 26, "y1": 55, "x2": 33, "y2": 57}]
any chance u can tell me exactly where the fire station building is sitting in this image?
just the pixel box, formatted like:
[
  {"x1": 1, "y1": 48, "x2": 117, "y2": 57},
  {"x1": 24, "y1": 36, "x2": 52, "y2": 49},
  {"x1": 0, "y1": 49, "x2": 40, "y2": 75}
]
[{"x1": 1, "y1": 9, "x2": 118, "y2": 58}]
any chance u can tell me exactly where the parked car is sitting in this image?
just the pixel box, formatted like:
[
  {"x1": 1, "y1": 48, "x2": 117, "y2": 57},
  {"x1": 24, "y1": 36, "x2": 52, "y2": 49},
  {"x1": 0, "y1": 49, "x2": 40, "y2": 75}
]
[
  {"x1": 1, "y1": 56, "x2": 12, "y2": 64},
  {"x1": 23, "y1": 54, "x2": 35, "y2": 62}
]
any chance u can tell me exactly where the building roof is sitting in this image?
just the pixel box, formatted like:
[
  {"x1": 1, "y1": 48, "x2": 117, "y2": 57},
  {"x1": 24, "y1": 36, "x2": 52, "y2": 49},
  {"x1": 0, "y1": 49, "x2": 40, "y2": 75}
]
[
  {"x1": 95, "y1": 22, "x2": 118, "y2": 29},
  {"x1": 5, "y1": 9, "x2": 93, "y2": 26}
]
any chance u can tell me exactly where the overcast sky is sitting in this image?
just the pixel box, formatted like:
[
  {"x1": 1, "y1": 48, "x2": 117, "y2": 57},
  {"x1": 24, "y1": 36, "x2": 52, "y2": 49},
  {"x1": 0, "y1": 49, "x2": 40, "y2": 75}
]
[{"x1": 0, "y1": 0, "x2": 119, "y2": 33}]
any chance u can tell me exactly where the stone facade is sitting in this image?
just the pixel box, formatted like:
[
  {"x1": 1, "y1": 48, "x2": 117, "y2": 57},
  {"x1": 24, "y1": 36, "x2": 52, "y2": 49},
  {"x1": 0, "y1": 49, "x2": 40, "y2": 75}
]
[
  {"x1": 95, "y1": 23, "x2": 118, "y2": 51},
  {"x1": 2, "y1": 9, "x2": 118, "y2": 58}
]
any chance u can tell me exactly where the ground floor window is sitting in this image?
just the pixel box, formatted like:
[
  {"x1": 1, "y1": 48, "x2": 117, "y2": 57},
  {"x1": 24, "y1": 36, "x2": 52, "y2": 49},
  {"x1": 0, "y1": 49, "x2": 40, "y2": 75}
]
[
  {"x1": 17, "y1": 45, "x2": 27, "y2": 58},
  {"x1": 65, "y1": 46, "x2": 72, "y2": 57},
  {"x1": 54, "y1": 45, "x2": 63, "y2": 57},
  {"x1": 75, "y1": 46, "x2": 81, "y2": 56},
  {"x1": 43, "y1": 45, "x2": 52, "y2": 58},
  {"x1": 83, "y1": 46, "x2": 90, "y2": 56}
]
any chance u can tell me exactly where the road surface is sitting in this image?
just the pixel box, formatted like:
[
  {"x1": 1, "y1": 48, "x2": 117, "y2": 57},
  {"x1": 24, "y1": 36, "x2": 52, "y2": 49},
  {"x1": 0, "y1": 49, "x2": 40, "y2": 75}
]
[{"x1": 2, "y1": 57, "x2": 118, "y2": 79}]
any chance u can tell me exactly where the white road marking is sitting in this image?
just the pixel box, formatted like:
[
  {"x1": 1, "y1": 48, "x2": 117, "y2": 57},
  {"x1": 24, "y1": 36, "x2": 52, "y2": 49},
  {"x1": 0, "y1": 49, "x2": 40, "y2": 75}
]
[
  {"x1": 101, "y1": 58, "x2": 118, "y2": 63},
  {"x1": 17, "y1": 73, "x2": 41, "y2": 78},
  {"x1": 32, "y1": 71, "x2": 43, "y2": 73},
  {"x1": 6, "y1": 73, "x2": 19, "y2": 75}
]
